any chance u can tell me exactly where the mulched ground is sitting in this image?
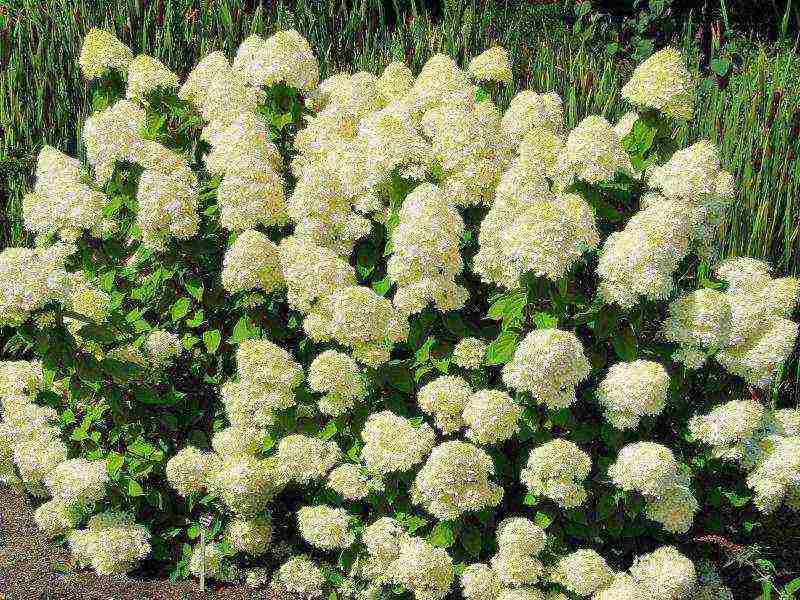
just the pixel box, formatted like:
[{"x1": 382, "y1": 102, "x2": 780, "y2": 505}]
[{"x1": 0, "y1": 487, "x2": 253, "y2": 600}]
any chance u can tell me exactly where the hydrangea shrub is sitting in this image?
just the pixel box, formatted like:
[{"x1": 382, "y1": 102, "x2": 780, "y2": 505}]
[{"x1": 1, "y1": 28, "x2": 798, "y2": 598}]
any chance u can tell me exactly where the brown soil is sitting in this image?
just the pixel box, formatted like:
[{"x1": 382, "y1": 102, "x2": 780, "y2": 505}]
[{"x1": 0, "y1": 487, "x2": 254, "y2": 600}]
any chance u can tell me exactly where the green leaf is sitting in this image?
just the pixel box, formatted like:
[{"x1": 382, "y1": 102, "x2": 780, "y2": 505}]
[
  {"x1": 533, "y1": 311, "x2": 558, "y2": 329},
  {"x1": 372, "y1": 275, "x2": 392, "y2": 296},
  {"x1": 127, "y1": 479, "x2": 144, "y2": 497},
  {"x1": 230, "y1": 316, "x2": 259, "y2": 344},
  {"x1": 382, "y1": 363, "x2": 414, "y2": 393},
  {"x1": 487, "y1": 290, "x2": 527, "y2": 327},
  {"x1": 202, "y1": 329, "x2": 221, "y2": 354},
  {"x1": 484, "y1": 330, "x2": 519, "y2": 365},
  {"x1": 171, "y1": 297, "x2": 191, "y2": 321},
  {"x1": 611, "y1": 324, "x2": 637, "y2": 360},
  {"x1": 106, "y1": 452, "x2": 124, "y2": 478},
  {"x1": 428, "y1": 522, "x2": 455, "y2": 548},
  {"x1": 523, "y1": 491, "x2": 539, "y2": 506},
  {"x1": 474, "y1": 87, "x2": 489, "y2": 102},
  {"x1": 596, "y1": 492, "x2": 619, "y2": 520},
  {"x1": 184, "y1": 277, "x2": 204, "y2": 301},
  {"x1": 318, "y1": 421, "x2": 338, "y2": 440},
  {"x1": 710, "y1": 57, "x2": 731, "y2": 77},
  {"x1": 533, "y1": 511, "x2": 553, "y2": 529}
]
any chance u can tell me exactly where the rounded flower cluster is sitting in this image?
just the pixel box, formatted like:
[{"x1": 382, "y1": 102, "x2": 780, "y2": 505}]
[
  {"x1": 388, "y1": 183, "x2": 467, "y2": 314},
  {"x1": 24, "y1": 146, "x2": 108, "y2": 243},
  {"x1": 222, "y1": 338, "x2": 304, "y2": 427},
  {"x1": 551, "y1": 549, "x2": 615, "y2": 596},
  {"x1": 663, "y1": 257, "x2": 800, "y2": 387},
  {"x1": 468, "y1": 46, "x2": 513, "y2": 83},
  {"x1": 502, "y1": 329, "x2": 591, "y2": 409},
  {"x1": 43, "y1": 457, "x2": 108, "y2": 506},
  {"x1": 233, "y1": 30, "x2": 320, "y2": 91},
  {"x1": 628, "y1": 546, "x2": 697, "y2": 600},
  {"x1": 272, "y1": 554, "x2": 327, "y2": 598},
  {"x1": 297, "y1": 504, "x2": 356, "y2": 550},
  {"x1": 221, "y1": 229, "x2": 284, "y2": 294},
  {"x1": 520, "y1": 439, "x2": 591, "y2": 508},
  {"x1": 621, "y1": 46, "x2": 694, "y2": 120},
  {"x1": 462, "y1": 389, "x2": 522, "y2": 446},
  {"x1": 165, "y1": 446, "x2": 217, "y2": 497},
  {"x1": 360, "y1": 411, "x2": 436, "y2": 474},
  {"x1": 609, "y1": 442, "x2": 698, "y2": 533},
  {"x1": 78, "y1": 28, "x2": 133, "y2": 79},
  {"x1": 452, "y1": 337, "x2": 488, "y2": 370},
  {"x1": 596, "y1": 360, "x2": 670, "y2": 429},
  {"x1": 67, "y1": 511, "x2": 151, "y2": 575},
  {"x1": 188, "y1": 542, "x2": 225, "y2": 580},
  {"x1": 411, "y1": 440, "x2": 504, "y2": 520},
  {"x1": 307, "y1": 350, "x2": 366, "y2": 417},
  {"x1": 326, "y1": 463, "x2": 384, "y2": 500},
  {"x1": 126, "y1": 54, "x2": 178, "y2": 101},
  {"x1": 488, "y1": 517, "x2": 547, "y2": 588},
  {"x1": 387, "y1": 536, "x2": 455, "y2": 600},
  {"x1": 275, "y1": 434, "x2": 341, "y2": 484},
  {"x1": 417, "y1": 375, "x2": 473, "y2": 433},
  {"x1": 0, "y1": 244, "x2": 74, "y2": 327},
  {"x1": 303, "y1": 285, "x2": 409, "y2": 366},
  {"x1": 552, "y1": 115, "x2": 633, "y2": 189}
]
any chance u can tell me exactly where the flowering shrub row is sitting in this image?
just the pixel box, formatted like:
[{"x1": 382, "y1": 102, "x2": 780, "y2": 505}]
[{"x1": 1, "y1": 26, "x2": 798, "y2": 599}]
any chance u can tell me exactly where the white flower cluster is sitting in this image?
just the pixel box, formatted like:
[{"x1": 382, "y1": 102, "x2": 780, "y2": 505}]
[
  {"x1": 326, "y1": 463, "x2": 384, "y2": 500},
  {"x1": 67, "y1": 511, "x2": 151, "y2": 575},
  {"x1": 690, "y1": 399, "x2": 800, "y2": 512},
  {"x1": 221, "y1": 229, "x2": 284, "y2": 294},
  {"x1": 126, "y1": 54, "x2": 178, "y2": 101},
  {"x1": 23, "y1": 146, "x2": 109, "y2": 243},
  {"x1": 663, "y1": 257, "x2": 800, "y2": 387},
  {"x1": 452, "y1": 337, "x2": 488, "y2": 369},
  {"x1": 502, "y1": 329, "x2": 591, "y2": 409},
  {"x1": 360, "y1": 516, "x2": 454, "y2": 600},
  {"x1": 78, "y1": 28, "x2": 133, "y2": 79},
  {"x1": 596, "y1": 360, "x2": 670, "y2": 429},
  {"x1": 417, "y1": 375, "x2": 521, "y2": 444},
  {"x1": 520, "y1": 439, "x2": 591, "y2": 508},
  {"x1": 221, "y1": 337, "x2": 304, "y2": 427},
  {"x1": 303, "y1": 285, "x2": 409, "y2": 366},
  {"x1": 584, "y1": 546, "x2": 697, "y2": 600},
  {"x1": 598, "y1": 137, "x2": 734, "y2": 308},
  {"x1": 0, "y1": 361, "x2": 108, "y2": 531},
  {"x1": 297, "y1": 504, "x2": 356, "y2": 550},
  {"x1": 272, "y1": 554, "x2": 327, "y2": 598},
  {"x1": 308, "y1": 350, "x2": 367, "y2": 417},
  {"x1": 0, "y1": 243, "x2": 75, "y2": 326},
  {"x1": 489, "y1": 517, "x2": 548, "y2": 588},
  {"x1": 388, "y1": 183, "x2": 467, "y2": 314},
  {"x1": 167, "y1": 404, "x2": 292, "y2": 516},
  {"x1": 621, "y1": 47, "x2": 695, "y2": 120},
  {"x1": 551, "y1": 549, "x2": 615, "y2": 596},
  {"x1": 609, "y1": 442, "x2": 699, "y2": 533},
  {"x1": 360, "y1": 410, "x2": 436, "y2": 475},
  {"x1": 411, "y1": 440, "x2": 504, "y2": 520}
]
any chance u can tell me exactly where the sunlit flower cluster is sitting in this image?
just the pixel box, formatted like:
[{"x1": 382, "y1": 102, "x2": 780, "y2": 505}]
[
  {"x1": 78, "y1": 28, "x2": 133, "y2": 79},
  {"x1": 411, "y1": 440, "x2": 504, "y2": 520},
  {"x1": 609, "y1": 442, "x2": 698, "y2": 533},
  {"x1": 502, "y1": 329, "x2": 591, "y2": 409},
  {"x1": 452, "y1": 337, "x2": 488, "y2": 370},
  {"x1": 221, "y1": 338, "x2": 303, "y2": 427},
  {"x1": 663, "y1": 257, "x2": 800, "y2": 387},
  {"x1": 360, "y1": 411, "x2": 436, "y2": 475},
  {"x1": 596, "y1": 360, "x2": 670, "y2": 429},
  {"x1": 308, "y1": 350, "x2": 367, "y2": 416},
  {"x1": 520, "y1": 439, "x2": 591, "y2": 508},
  {"x1": 67, "y1": 511, "x2": 151, "y2": 575},
  {"x1": 690, "y1": 399, "x2": 800, "y2": 513},
  {"x1": 621, "y1": 46, "x2": 695, "y2": 120},
  {"x1": 551, "y1": 549, "x2": 615, "y2": 596},
  {"x1": 297, "y1": 504, "x2": 356, "y2": 550},
  {"x1": 303, "y1": 285, "x2": 409, "y2": 366},
  {"x1": 388, "y1": 183, "x2": 467, "y2": 314}
]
